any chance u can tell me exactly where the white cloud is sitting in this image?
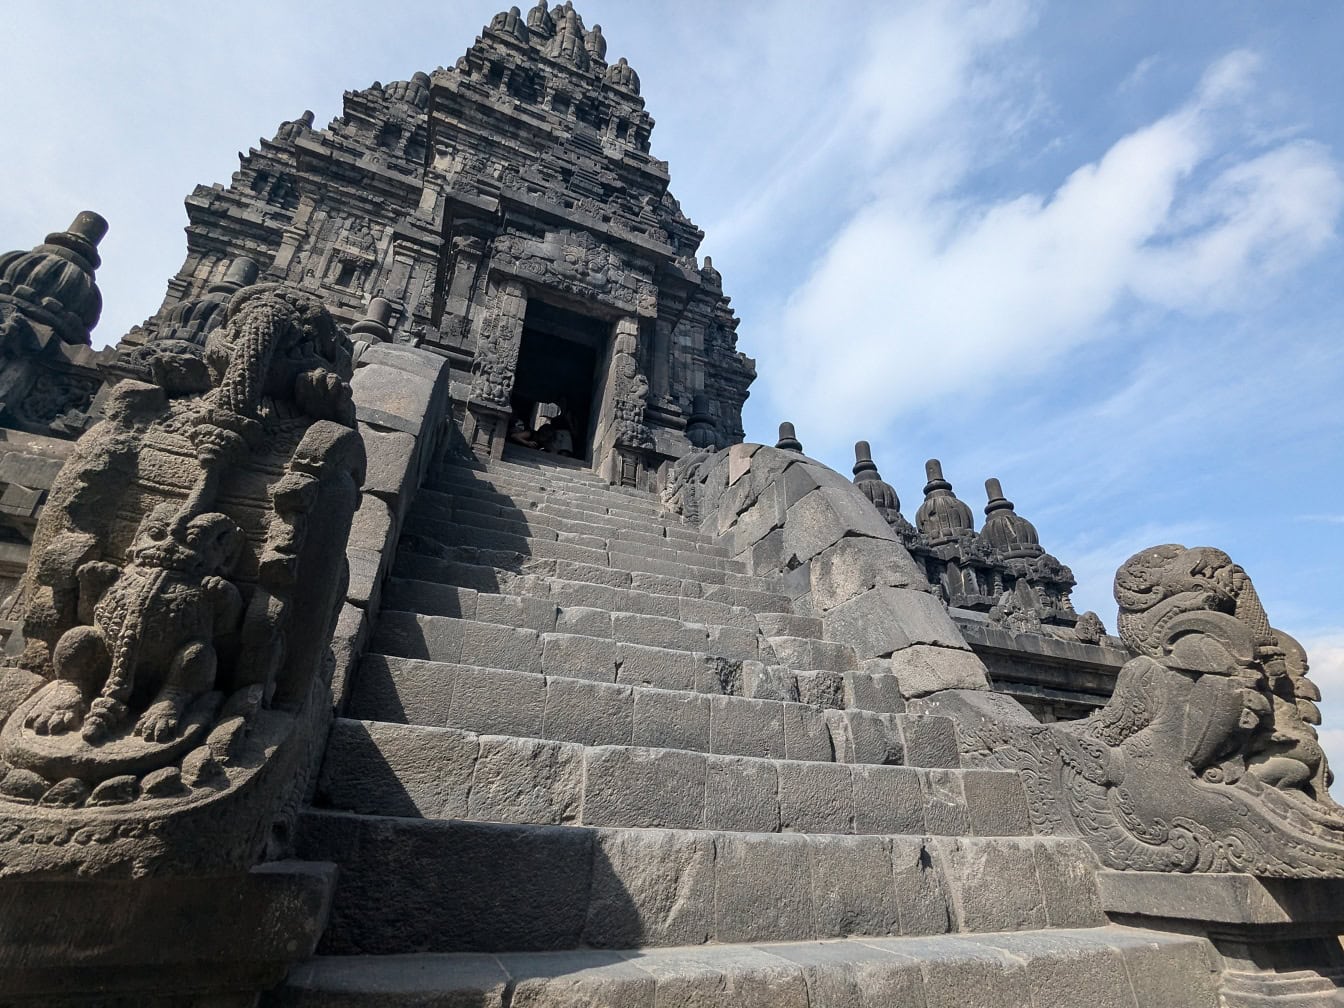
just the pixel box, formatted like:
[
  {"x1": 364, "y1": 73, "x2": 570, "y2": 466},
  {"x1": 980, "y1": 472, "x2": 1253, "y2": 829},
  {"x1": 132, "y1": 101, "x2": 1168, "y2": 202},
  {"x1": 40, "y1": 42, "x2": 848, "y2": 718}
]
[{"x1": 767, "y1": 47, "x2": 1344, "y2": 460}]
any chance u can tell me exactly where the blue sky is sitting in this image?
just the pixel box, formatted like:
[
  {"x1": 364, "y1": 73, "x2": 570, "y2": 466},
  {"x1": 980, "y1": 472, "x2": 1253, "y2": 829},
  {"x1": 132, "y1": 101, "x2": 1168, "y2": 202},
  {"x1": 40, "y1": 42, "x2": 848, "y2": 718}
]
[{"x1": 4, "y1": 2, "x2": 1342, "y2": 767}]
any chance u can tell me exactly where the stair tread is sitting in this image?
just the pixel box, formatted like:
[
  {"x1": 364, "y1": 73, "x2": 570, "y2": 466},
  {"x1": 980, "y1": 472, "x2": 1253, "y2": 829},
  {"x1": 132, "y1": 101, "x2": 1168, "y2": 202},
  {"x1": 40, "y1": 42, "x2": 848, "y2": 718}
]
[{"x1": 280, "y1": 926, "x2": 1218, "y2": 1008}]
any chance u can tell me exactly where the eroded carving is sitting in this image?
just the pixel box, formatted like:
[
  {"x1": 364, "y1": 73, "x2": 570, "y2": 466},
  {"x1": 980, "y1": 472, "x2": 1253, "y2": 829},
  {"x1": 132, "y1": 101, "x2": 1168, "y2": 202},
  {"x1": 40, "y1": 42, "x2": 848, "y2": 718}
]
[
  {"x1": 961, "y1": 544, "x2": 1344, "y2": 877},
  {"x1": 0, "y1": 281, "x2": 364, "y2": 877}
]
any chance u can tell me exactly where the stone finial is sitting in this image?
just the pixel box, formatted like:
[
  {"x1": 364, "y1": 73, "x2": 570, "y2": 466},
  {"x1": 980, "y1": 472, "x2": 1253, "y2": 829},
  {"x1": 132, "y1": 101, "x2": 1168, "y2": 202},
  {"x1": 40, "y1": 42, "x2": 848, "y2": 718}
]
[
  {"x1": 547, "y1": 5, "x2": 589, "y2": 68},
  {"x1": 0, "y1": 210, "x2": 108, "y2": 344},
  {"x1": 775, "y1": 422, "x2": 802, "y2": 453},
  {"x1": 351, "y1": 296, "x2": 395, "y2": 342},
  {"x1": 274, "y1": 110, "x2": 315, "y2": 144},
  {"x1": 852, "y1": 440, "x2": 903, "y2": 515},
  {"x1": 700, "y1": 255, "x2": 722, "y2": 289},
  {"x1": 605, "y1": 56, "x2": 640, "y2": 93},
  {"x1": 490, "y1": 6, "x2": 529, "y2": 42},
  {"x1": 585, "y1": 22, "x2": 607, "y2": 61},
  {"x1": 914, "y1": 458, "x2": 974, "y2": 542},
  {"x1": 527, "y1": 0, "x2": 554, "y2": 36},
  {"x1": 980, "y1": 477, "x2": 1042, "y2": 558}
]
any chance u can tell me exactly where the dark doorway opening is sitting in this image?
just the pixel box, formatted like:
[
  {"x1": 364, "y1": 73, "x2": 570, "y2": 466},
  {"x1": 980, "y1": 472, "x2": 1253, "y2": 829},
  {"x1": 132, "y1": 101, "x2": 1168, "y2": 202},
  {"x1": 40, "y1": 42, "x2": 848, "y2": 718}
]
[{"x1": 510, "y1": 300, "x2": 608, "y2": 463}]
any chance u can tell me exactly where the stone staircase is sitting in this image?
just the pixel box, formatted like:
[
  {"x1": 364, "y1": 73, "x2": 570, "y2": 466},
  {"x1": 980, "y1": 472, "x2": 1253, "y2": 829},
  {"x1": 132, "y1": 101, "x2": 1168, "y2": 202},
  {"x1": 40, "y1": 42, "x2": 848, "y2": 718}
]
[{"x1": 276, "y1": 450, "x2": 1220, "y2": 1006}]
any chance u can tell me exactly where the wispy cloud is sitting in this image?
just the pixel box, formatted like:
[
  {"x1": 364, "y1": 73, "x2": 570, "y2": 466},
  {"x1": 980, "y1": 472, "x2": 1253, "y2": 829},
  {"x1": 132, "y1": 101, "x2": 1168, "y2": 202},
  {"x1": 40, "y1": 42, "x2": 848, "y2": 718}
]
[{"x1": 764, "y1": 45, "x2": 1343, "y2": 461}]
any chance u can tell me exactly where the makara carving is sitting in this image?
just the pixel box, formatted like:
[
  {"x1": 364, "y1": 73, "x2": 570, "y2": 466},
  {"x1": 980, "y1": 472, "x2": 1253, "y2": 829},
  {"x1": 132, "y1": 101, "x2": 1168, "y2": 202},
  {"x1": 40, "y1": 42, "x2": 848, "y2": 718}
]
[
  {"x1": 0, "y1": 281, "x2": 364, "y2": 877},
  {"x1": 961, "y1": 544, "x2": 1344, "y2": 877}
]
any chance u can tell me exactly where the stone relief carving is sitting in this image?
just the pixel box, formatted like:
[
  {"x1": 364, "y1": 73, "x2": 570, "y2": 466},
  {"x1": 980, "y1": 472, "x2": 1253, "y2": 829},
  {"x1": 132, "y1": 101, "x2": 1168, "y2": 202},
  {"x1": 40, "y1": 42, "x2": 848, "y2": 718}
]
[
  {"x1": 468, "y1": 278, "x2": 527, "y2": 407},
  {"x1": 959, "y1": 544, "x2": 1344, "y2": 877},
  {"x1": 0, "y1": 281, "x2": 364, "y2": 876},
  {"x1": 606, "y1": 322, "x2": 652, "y2": 450},
  {"x1": 490, "y1": 229, "x2": 656, "y2": 317}
]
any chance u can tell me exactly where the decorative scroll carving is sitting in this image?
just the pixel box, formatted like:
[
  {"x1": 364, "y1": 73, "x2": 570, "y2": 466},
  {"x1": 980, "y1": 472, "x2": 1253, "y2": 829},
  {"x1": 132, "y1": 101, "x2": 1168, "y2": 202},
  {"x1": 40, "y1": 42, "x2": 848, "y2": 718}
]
[
  {"x1": 0, "y1": 281, "x2": 364, "y2": 877},
  {"x1": 490, "y1": 229, "x2": 657, "y2": 318},
  {"x1": 960, "y1": 544, "x2": 1344, "y2": 878},
  {"x1": 468, "y1": 278, "x2": 528, "y2": 407}
]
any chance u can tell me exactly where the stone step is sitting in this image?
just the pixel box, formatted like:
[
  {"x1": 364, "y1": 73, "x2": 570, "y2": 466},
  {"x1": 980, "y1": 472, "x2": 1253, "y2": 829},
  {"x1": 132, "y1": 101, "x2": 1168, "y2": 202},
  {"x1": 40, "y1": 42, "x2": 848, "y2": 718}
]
[
  {"x1": 371, "y1": 611, "x2": 861, "y2": 691},
  {"x1": 317, "y1": 719, "x2": 1004, "y2": 834},
  {"x1": 295, "y1": 809, "x2": 1110, "y2": 956},
  {"x1": 275, "y1": 927, "x2": 1218, "y2": 1008},
  {"x1": 390, "y1": 551, "x2": 793, "y2": 612},
  {"x1": 385, "y1": 578, "x2": 760, "y2": 634},
  {"x1": 430, "y1": 464, "x2": 667, "y2": 518},
  {"x1": 419, "y1": 488, "x2": 725, "y2": 553},
  {"x1": 349, "y1": 654, "x2": 924, "y2": 758},
  {"x1": 403, "y1": 513, "x2": 744, "y2": 577}
]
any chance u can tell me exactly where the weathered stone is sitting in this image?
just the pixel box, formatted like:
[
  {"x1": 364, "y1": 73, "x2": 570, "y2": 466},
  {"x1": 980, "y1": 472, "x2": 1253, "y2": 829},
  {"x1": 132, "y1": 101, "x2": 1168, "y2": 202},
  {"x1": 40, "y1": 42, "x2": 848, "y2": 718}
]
[{"x1": 468, "y1": 735, "x2": 584, "y2": 825}]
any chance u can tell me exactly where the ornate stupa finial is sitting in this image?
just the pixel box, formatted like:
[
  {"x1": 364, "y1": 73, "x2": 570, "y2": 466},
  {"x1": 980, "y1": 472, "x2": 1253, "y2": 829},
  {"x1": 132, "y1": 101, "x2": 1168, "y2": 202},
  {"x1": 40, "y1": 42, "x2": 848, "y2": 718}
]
[
  {"x1": 915, "y1": 458, "x2": 974, "y2": 543},
  {"x1": 0, "y1": 210, "x2": 108, "y2": 345},
  {"x1": 351, "y1": 296, "x2": 395, "y2": 342},
  {"x1": 605, "y1": 56, "x2": 640, "y2": 93},
  {"x1": 585, "y1": 22, "x2": 607, "y2": 61},
  {"x1": 852, "y1": 441, "x2": 904, "y2": 517},
  {"x1": 775, "y1": 422, "x2": 802, "y2": 453},
  {"x1": 527, "y1": 0, "x2": 554, "y2": 36},
  {"x1": 980, "y1": 477, "x2": 1043, "y2": 558},
  {"x1": 490, "y1": 6, "x2": 529, "y2": 42}
]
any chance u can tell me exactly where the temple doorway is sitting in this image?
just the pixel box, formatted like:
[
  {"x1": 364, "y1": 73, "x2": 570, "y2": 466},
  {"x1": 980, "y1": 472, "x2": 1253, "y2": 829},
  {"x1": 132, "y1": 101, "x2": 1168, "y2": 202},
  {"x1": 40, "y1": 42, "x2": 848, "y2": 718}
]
[{"x1": 509, "y1": 300, "x2": 607, "y2": 463}]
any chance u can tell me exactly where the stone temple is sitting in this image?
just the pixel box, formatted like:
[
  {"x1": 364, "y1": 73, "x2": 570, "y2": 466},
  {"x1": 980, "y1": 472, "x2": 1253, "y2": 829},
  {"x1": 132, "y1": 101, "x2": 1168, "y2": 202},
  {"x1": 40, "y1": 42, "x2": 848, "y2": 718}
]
[{"x1": 0, "y1": 5, "x2": 1342, "y2": 1005}]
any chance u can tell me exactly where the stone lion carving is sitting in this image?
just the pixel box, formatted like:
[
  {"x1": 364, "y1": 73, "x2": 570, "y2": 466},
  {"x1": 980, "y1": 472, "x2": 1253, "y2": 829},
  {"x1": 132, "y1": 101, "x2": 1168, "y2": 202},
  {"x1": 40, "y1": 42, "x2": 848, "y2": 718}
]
[
  {"x1": 959, "y1": 544, "x2": 1344, "y2": 878},
  {"x1": 0, "y1": 282, "x2": 364, "y2": 877}
]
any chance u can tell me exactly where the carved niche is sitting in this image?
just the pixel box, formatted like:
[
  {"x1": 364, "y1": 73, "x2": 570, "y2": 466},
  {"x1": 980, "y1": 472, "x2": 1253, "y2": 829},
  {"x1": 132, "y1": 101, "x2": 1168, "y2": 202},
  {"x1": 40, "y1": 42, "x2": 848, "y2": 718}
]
[
  {"x1": 960, "y1": 544, "x2": 1344, "y2": 878},
  {"x1": 0, "y1": 282, "x2": 364, "y2": 877}
]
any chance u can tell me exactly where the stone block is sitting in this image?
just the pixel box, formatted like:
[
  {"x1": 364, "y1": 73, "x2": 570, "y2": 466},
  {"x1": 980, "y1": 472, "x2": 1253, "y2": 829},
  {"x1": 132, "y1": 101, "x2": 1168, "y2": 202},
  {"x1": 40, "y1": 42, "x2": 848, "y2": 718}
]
[
  {"x1": 351, "y1": 362, "x2": 436, "y2": 434},
  {"x1": 1035, "y1": 838, "x2": 1106, "y2": 928},
  {"x1": 731, "y1": 480, "x2": 786, "y2": 556},
  {"x1": 898, "y1": 714, "x2": 961, "y2": 769},
  {"x1": 582, "y1": 746, "x2": 706, "y2": 829},
  {"x1": 615, "y1": 641, "x2": 698, "y2": 691},
  {"x1": 705, "y1": 623, "x2": 758, "y2": 661},
  {"x1": 931, "y1": 836, "x2": 1048, "y2": 933},
  {"x1": 794, "y1": 670, "x2": 845, "y2": 709},
  {"x1": 705, "y1": 755, "x2": 780, "y2": 832},
  {"x1": 961, "y1": 769, "x2": 1031, "y2": 836},
  {"x1": 890, "y1": 835, "x2": 951, "y2": 935},
  {"x1": 781, "y1": 486, "x2": 894, "y2": 567},
  {"x1": 808, "y1": 834, "x2": 900, "y2": 938},
  {"x1": 542, "y1": 677, "x2": 634, "y2": 747},
  {"x1": 893, "y1": 644, "x2": 989, "y2": 698},
  {"x1": 468, "y1": 735, "x2": 584, "y2": 826},
  {"x1": 631, "y1": 687, "x2": 710, "y2": 752},
  {"x1": 359, "y1": 426, "x2": 417, "y2": 506},
  {"x1": 778, "y1": 761, "x2": 853, "y2": 833},
  {"x1": 920, "y1": 769, "x2": 970, "y2": 835},
  {"x1": 476, "y1": 593, "x2": 557, "y2": 633},
  {"x1": 712, "y1": 832, "x2": 816, "y2": 943},
  {"x1": 631, "y1": 945, "x2": 811, "y2": 1008},
  {"x1": 807, "y1": 536, "x2": 927, "y2": 615},
  {"x1": 613, "y1": 611, "x2": 704, "y2": 651},
  {"x1": 373, "y1": 611, "x2": 463, "y2": 662},
  {"x1": 319, "y1": 719, "x2": 477, "y2": 819},
  {"x1": 744, "y1": 661, "x2": 799, "y2": 702},
  {"x1": 582, "y1": 828, "x2": 717, "y2": 949},
  {"x1": 905, "y1": 936, "x2": 1032, "y2": 1008},
  {"x1": 452, "y1": 665, "x2": 546, "y2": 738},
  {"x1": 765, "y1": 941, "x2": 926, "y2": 1008},
  {"x1": 852, "y1": 764, "x2": 926, "y2": 835},
  {"x1": 843, "y1": 669, "x2": 905, "y2": 714},
  {"x1": 976, "y1": 931, "x2": 1133, "y2": 1008},
  {"x1": 1111, "y1": 931, "x2": 1221, "y2": 1008},
  {"x1": 503, "y1": 951, "x2": 655, "y2": 1008},
  {"x1": 823, "y1": 588, "x2": 913, "y2": 659},
  {"x1": 709, "y1": 694, "x2": 786, "y2": 759},
  {"x1": 543, "y1": 633, "x2": 617, "y2": 683},
  {"x1": 328, "y1": 602, "x2": 370, "y2": 712},
  {"x1": 385, "y1": 580, "x2": 478, "y2": 620},
  {"x1": 555, "y1": 605, "x2": 613, "y2": 637},
  {"x1": 839, "y1": 710, "x2": 905, "y2": 765},
  {"x1": 782, "y1": 703, "x2": 835, "y2": 763}
]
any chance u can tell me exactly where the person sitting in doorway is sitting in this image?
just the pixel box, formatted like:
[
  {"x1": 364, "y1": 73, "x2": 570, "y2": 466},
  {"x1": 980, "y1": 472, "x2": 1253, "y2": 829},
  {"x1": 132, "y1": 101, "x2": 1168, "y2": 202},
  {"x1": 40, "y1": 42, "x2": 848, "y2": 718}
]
[
  {"x1": 507, "y1": 415, "x2": 539, "y2": 448},
  {"x1": 535, "y1": 400, "x2": 576, "y2": 457}
]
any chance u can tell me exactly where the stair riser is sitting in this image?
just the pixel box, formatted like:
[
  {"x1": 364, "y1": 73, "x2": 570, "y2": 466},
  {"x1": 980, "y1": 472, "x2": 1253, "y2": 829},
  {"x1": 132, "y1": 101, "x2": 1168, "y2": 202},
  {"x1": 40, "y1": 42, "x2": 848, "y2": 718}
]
[
  {"x1": 347, "y1": 657, "x2": 954, "y2": 767},
  {"x1": 319, "y1": 719, "x2": 1021, "y2": 837},
  {"x1": 429, "y1": 469, "x2": 665, "y2": 519},
  {"x1": 298, "y1": 811, "x2": 1105, "y2": 955}
]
